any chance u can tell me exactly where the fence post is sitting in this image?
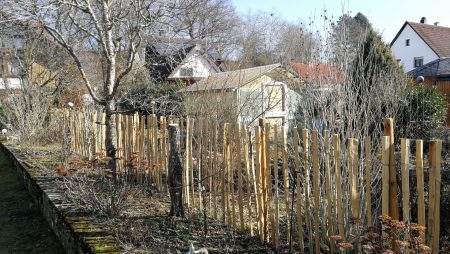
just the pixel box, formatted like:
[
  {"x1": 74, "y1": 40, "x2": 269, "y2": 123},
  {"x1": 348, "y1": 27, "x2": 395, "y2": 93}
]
[
  {"x1": 302, "y1": 129, "x2": 312, "y2": 250},
  {"x1": 432, "y1": 140, "x2": 442, "y2": 254},
  {"x1": 415, "y1": 140, "x2": 425, "y2": 228},
  {"x1": 384, "y1": 118, "x2": 399, "y2": 220},
  {"x1": 365, "y1": 136, "x2": 372, "y2": 227},
  {"x1": 332, "y1": 134, "x2": 344, "y2": 238},
  {"x1": 400, "y1": 138, "x2": 410, "y2": 223},
  {"x1": 168, "y1": 124, "x2": 184, "y2": 217},
  {"x1": 381, "y1": 136, "x2": 390, "y2": 216},
  {"x1": 281, "y1": 127, "x2": 290, "y2": 244},
  {"x1": 324, "y1": 130, "x2": 334, "y2": 254},
  {"x1": 312, "y1": 130, "x2": 320, "y2": 254},
  {"x1": 293, "y1": 127, "x2": 304, "y2": 253}
]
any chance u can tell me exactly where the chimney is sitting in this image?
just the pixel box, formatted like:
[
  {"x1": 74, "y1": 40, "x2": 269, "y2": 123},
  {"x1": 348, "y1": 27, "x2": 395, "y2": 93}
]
[
  {"x1": 434, "y1": 22, "x2": 440, "y2": 26},
  {"x1": 420, "y1": 17, "x2": 427, "y2": 24}
]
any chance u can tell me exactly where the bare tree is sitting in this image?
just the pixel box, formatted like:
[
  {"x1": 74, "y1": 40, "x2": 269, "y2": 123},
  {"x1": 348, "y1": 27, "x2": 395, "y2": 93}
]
[{"x1": 7, "y1": 0, "x2": 184, "y2": 177}]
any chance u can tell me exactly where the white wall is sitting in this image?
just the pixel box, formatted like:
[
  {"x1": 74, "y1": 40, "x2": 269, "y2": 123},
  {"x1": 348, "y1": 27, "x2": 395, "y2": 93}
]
[
  {"x1": 0, "y1": 78, "x2": 21, "y2": 89},
  {"x1": 391, "y1": 24, "x2": 438, "y2": 72},
  {"x1": 171, "y1": 50, "x2": 218, "y2": 78}
]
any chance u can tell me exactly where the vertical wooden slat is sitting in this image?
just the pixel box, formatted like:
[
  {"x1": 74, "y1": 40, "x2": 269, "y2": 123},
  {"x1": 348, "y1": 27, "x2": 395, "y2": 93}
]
[
  {"x1": 184, "y1": 117, "x2": 191, "y2": 207},
  {"x1": 236, "y1": 124, "x2": 244, "y2": 231},
  {"x1": 212, "y1": 120, "x2": 218, "y2": 219},
  {"x1": 348, "y1": 138, "x2": 360, "y2": 219},
  {"x1": 365, "y1": 136, "x2": 372, "y2": 227},
  {"x1": 229, "y1": 123, "x2": 236, "y2": 228},
  {"x1": 324, "y1": 130, "x2": 334, "y2": 253},
  {"x1": 265, "y1": 123, "x2": 272, "y2": 243},
  {"x1": 221, "y1": 124, "x2": 228, "y2": 223},
  {"x1": 332, "y1": 134, "x2": 344, "y2": 237},
  {"x1": 400, "y1": 138, "x2": 410, "y2": 222},
  {"x1": 273, "y1": 126, "x2": 280, "y2": 248},
  {"x1": 242, "y1": 126, "x2": 253, "y2": 235},
  {"x1": 259, "y1": 119, "x2": 268, "y2": 241},
  {"x1": 432, "y1": 140, "x2": 442, "y2": 254},
  {"x1": 428, "y1": 142, "x2": 435, "y2": 248},
  {"x1": 302, "y1": 129, "x2": 312, "y2": 249},
  {"x1": 312, "y1": 130, "x2": 320, "y2": 254},
  {"x1": 381, "y1": 136, "x2": 390, "y2": 216},
  {"x1": 281, "y1": 127, "x2": 290, "y2": 243},
  {"x1": 254, "y1": 125, "x2": 263, "y2": 239},
  {"x1": 293, "y1": 127, "x2": 304, "y2": 253},
  {"x1": 384, "y1": 118, "x2": 399, "y2": 220},
  {"x1": 415, "y1": 140, "x2": 425, "y2": 227}
]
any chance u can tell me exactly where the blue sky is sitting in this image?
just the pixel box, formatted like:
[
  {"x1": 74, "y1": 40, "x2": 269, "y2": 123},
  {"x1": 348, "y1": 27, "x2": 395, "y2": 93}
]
[{"x1": 231, "y1": 0, "x2": 450, "y2": 43}]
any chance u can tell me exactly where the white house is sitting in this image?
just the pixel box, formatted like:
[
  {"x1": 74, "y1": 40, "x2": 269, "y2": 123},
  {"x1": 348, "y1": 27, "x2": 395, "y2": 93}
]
[
  {"x1": 390, "y1": 17, "x2": 450, "y2": 72},
  {"x1": 144, "y1": 40, "x2": 226, "y2": 85}
]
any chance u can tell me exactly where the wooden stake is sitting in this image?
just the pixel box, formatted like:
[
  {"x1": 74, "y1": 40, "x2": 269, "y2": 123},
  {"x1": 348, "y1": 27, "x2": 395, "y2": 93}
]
[
  {"x1": 348, "y1": 138, "x2": 360, "y2": 219},
  {"x1": 312, "y1": 130, "x2": 320, "y2": 254},
  {"x1": 281, "y1": 127, "x2": 291, "y2": 243},
  {"x1": 184, "y1": 117, "x2": 191, "y2": 207},
  {"x1": 365, "y1": 136, "x2": 372, "y2": 227},
  {"x1": 324, "y1": 131, "x2": 334, "y2": 254},
  {"x1": 273, "y1": 126, "x2": 280, "y2": 248},
  {"x1": 293, "y1": 128, "x2": 304, "y2": 253},
  {"x1": 400, "y1": 138, "x2": 410, "y2": 223},
  {"x1": 254, "y1": 126, "x2": 263, "y2": 240},
  {"x1": 259, "y1": 118, "x2": 268, "y2": 241},
  {"x1": 415, "y1": 140, "x2": 425, "y2": 227},
  {"x1": 265, "y1": 123, "x2": 272, "y2": 243},
  {"x1": 332, "y1": 134, "x2": 344, "y2": 237},
  {"x1": 384, "y1": 118, "x2": 399, "y2": 220},
  {"x1": 381, "y1": 136, "x2": 390, "y2": 216},
  {"x1": 302, "y1": 129, "x2": 312, "y2": 249},
  {"x1": 221, "y1": 124, "x2": 228, "y2": 223},
  {"x1": 428, "y1": 142, "x2": 435, "y2": 248},
  {"x1": 242, "y1": 126, "x2": 253, "y2": 235},
  {"x1": 236, "y1": 124, "x2": 244, "y2": 231},
  {"x1": 432, "y1": 140, "x2": 442, "y2": 254}
]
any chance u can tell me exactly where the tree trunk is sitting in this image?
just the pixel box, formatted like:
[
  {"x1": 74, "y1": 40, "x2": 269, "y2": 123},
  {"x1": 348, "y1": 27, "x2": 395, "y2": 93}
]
[
  {"x1": 105, "y1": 100, "x2": 117, "y2": 180},
  {"x1": 168, "y1": 124, "x2": 184, "y2": 217}
]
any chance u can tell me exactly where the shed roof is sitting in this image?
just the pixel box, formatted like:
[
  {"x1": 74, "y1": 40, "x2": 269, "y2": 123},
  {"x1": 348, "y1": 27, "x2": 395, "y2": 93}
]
[
  {"x1": 391, "y1": 22, "x2": 450, "y2": 57},
  {"x1": 179, "y1": 63, "x2": 282, "y2": 93},
  {"x1": 408, "y1": 58, "x2": 450, "y2": 77}
]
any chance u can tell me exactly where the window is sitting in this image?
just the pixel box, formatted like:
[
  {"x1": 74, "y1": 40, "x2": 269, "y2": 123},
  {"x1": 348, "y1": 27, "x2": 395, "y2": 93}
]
[
  {"x1": 179, "y1": 67, "x2": 193, "y2": 77},
  {"x1": 414, "y1": 57, "x2": 424, "y2": 68},
  {"x1": 8, "y1": 57, "x2": 24, "y2": 77},
  {"x1": 406, "y1": 39, "x2": 410, "y2": 46}
]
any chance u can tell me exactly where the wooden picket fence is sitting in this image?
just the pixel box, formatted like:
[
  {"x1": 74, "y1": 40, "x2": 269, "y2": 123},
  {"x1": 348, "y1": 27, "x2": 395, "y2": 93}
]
[{"x1": 65, "y1": 110, "x2": 443, "y2": 253}]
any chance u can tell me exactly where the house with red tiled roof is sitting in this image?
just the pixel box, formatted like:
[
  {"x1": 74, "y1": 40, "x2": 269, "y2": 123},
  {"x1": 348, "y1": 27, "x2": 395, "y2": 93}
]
[
  {"x1": 390, "y1": 17, "x2": 450, "y2": 72},
  {"x1": 289, "y1": 62, "x2": 344, "y2": 87}
]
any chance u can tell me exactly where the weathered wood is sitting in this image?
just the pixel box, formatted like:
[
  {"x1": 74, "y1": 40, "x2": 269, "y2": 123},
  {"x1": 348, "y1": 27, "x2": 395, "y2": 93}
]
[
  {"x1": 348, "y1": 138, "x2": 360, "y2": 219},
  {"x1": 365, "y1": 136, "x2": 372, "y2": 227},
  {"x1": 254, "y1": 125, "x2": 263, "y2": 240},
  {"x1": 293, "y1": 127, "x2": 304, "y2": 253},
  {"x1": 168, "y1": 124, "x2": 184, "y2": 217},
  {"x1": 265, "y1": 123, "x2": 272, "y2": 243},
  {"x1": 236, "y1": 124, "x2": 244, "y2": 231},
  {"x1": 259, "y1": 119, "x2": 268, "y2": 241},
  {"x1": 432, "y1": 140, "x2": 442, "y2": 254},
  {"x1": 384, "y1": 118, "x2": 399, "y2": 220},
  {"x1": 381, "y1": 136, "x2": 390, "y2": 216},
  {"x1": 281, "y1": 127, "x2": 291, "y2": 243},
  {"x1": 428, "y1": 141, "x2": 435, "y2": 247},
  {"x1": 302, "y1": 129, "x2": 312, "y2": 250},
  {"x1": 400, "y1": 138, "x2": 410, "y2": 223},
  {"x1": 332, "y1": 134, "x2": 344, "y2": 237},
  {"x1": 324, "y1": 130, "x2": 334, "y2": 254},
  {"x1": 273, "y1": 126, "x2": 280, "y2": 248},
  {"x1": 184, "y1": 117, "x2": 191, "y2": 207},
  {"x1": 415, "y1": 140, "x2": 425, "y2": 227},
  {"x1": 312, "y1": 130, "x2": 320, "y2": 254},
  {"x1": 242, "y1": 126, "x2": 254, "y2": 235}
]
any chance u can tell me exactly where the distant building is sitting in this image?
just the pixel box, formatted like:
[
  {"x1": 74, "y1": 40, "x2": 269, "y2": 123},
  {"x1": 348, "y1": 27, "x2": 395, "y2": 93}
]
[
  {"x1": 390, "y1": 17, "x2": 450, "y2": 72},
  {"x1": 144, "y1": 39, "x2": 226, "y2": 85}
]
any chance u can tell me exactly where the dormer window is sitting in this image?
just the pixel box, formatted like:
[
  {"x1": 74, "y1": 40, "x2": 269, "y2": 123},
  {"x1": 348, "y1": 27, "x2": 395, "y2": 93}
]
[{"x1": 406, "y1": 39, "x2": 410, "y2": 46}]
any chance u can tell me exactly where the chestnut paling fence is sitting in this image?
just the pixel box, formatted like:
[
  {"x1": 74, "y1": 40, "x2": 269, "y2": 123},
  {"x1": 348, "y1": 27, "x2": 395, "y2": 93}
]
[{"x1": 64, "y1": 110, "x2": 443, "y2": 253}]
